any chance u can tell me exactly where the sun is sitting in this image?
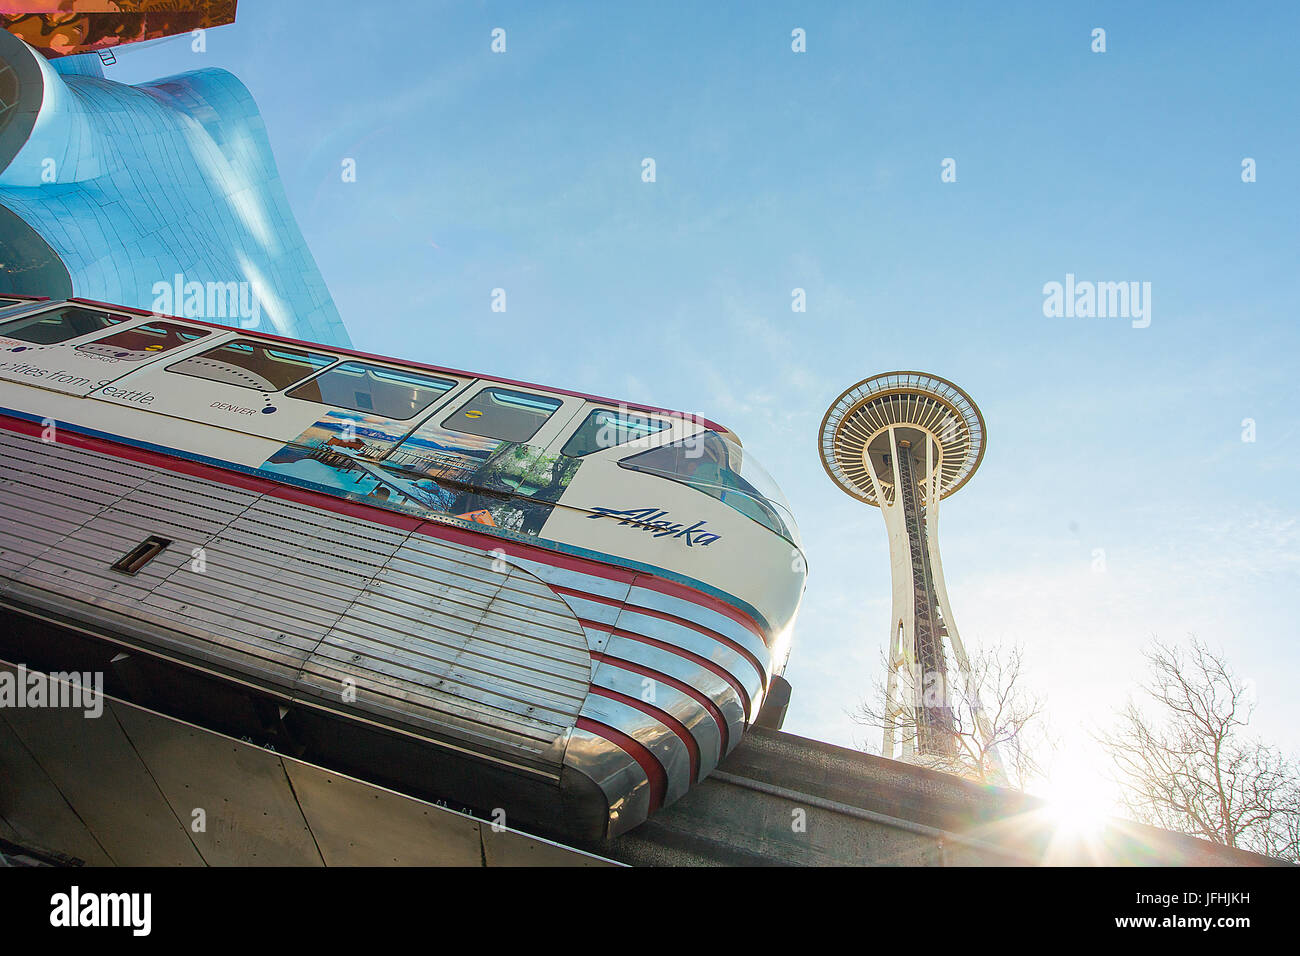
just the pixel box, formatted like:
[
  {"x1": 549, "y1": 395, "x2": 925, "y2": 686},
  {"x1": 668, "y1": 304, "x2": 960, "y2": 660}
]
[{"x1": 1040, "y1": 765, "x2": 1112, "y2": 837}]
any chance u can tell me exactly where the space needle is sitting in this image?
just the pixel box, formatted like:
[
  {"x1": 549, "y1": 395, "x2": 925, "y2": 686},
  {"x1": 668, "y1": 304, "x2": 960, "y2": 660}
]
[{"x1": 818, "y1": 372, "x2": 997, "y2": 772}]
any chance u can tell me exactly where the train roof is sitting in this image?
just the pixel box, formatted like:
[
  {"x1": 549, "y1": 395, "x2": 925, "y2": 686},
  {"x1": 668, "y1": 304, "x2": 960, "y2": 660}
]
[{"x1": 5, "y1": 294, "x2": 738, "y2": 444}]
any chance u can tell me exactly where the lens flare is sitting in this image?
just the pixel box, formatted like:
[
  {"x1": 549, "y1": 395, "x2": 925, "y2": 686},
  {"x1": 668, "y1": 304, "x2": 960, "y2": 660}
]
[{"x1": 1042, "y1": 766, "x2": 1111, "y2": 836}]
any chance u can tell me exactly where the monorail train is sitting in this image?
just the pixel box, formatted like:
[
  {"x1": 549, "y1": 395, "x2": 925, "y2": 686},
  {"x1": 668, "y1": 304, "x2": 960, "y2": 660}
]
[{"x1": 0, "y1": 295, "x2": 805, "y2": 842}]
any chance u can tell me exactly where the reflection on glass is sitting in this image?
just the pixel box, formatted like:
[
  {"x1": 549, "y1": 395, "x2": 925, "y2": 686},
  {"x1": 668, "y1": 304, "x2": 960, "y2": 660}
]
[{"x1": 620, "y1": 431, "x2": 800, "y2": 545}]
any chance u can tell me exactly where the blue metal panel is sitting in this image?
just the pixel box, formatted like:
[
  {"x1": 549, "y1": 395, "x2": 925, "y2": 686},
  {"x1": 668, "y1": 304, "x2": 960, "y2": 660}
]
[{"x1": 0, "y1": 30, "x2": 350, "y2": 348}]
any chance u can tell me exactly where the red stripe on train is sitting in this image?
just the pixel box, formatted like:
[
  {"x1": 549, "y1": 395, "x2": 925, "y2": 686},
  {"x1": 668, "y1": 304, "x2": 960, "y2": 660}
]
[
  {"x1": 630, "y1": 575, "x2": 770, "y2": 646},
  {"x1": 1, "y1": 413, "x2": 280, "y2": 494},
  {"x1": 575, "y1": 716, "x2": 666, "y2": 815},
  {"x1": 587, "y1": 684, "x2": 700, "y2": 784},
  {"x1": 579, "y1": 618, "x2": 752, "y2": 718},
  {"x1": 558, "y1": 584, "x2": 767, "y2": 693},
  {"x1": 593, "y1": 651, "x2": 730, "y2": 756}
]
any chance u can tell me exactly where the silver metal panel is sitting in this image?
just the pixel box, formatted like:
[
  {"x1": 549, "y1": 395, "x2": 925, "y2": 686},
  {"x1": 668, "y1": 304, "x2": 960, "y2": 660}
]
[
  {"x1": 306, "y1": 617, "x2": 582, "y2": 725},
  {"x1": 626, "y1": 583, "x2": 771, "y2": 674},
  {"x1": 110, "y1": 702, "x2": 324, "y2": 865},
  {"x1": 562, "y1": 727, "x2": 650, "y2": 838},
  {"x1": 0, "y1": 668, "x2": 205, "y2": 865},
  {"x1": 0, "y1": 430, "x2": 148, "y2": 579},
  {"x1": 281, "y1": 760, "x2": 486, "y2": 866},
  {"x1": 582, "y1": 625, "x2": 611, "y2": 657},
  {"x1": 0, "y1": 430, "x2": 318, "y2": 687},
  {"x1": 579, "y1": 693, "x2": 691, "y2": 805},
  {"x1": 552, "y1": 591, "x2": 622, "y2": 627},
  {"x1": 503, "y1": 556, "x2": 633, "y2": 604},
  {"x1": 240, "y1": 496, "x2": 412, "y2": 556},
  {"x1": 24, "y1": 481, "x2": 248, "y2": 612},
  {"x1": 141, "y1": 495, "x2": 404, "y2": 682},
  {"x1": 612, "y1": 607, "x2": 765, "y2": 719},
  {"x1": 0, "y1": 695, "x2": 115, "y2": 865},
  {"x1": 0, "y1": 429, "x2": 146, "y2": 500},
  {"x1": 603, "y1": 633, "x2": 746, "y2": 753},
  {"x1": 304, "y1": 533, "x2": 592, "y2": 765},
  {"x1": 592, "y1": 657, "x2": 722, "y2": 777}
]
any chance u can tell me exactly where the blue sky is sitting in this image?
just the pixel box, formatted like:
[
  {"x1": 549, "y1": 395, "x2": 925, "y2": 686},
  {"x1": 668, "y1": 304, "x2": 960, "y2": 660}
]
[{"x1": 117, "y1": 2, "x2": 1300, "y2": 801}]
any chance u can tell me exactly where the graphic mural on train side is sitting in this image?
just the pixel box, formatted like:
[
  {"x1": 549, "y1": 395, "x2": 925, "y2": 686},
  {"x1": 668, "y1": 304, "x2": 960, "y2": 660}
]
[{"x1": 259, "y1": 408, "x2": 582, "y2": 536}]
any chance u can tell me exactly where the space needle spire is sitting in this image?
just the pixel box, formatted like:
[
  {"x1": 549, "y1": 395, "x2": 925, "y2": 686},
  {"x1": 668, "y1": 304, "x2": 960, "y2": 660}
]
[{"x1": 818, "y1": 372, "x2": 1001, "y2": 778}]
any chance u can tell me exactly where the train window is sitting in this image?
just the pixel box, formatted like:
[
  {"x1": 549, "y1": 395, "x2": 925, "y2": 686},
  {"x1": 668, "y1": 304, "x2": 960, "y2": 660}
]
[
  {"x1": 0, "y1": 303, "x2": 33, "y2": 323},
  {"x1": 443, "y1": 387, "x2": 561, "y2": 443},
  {"x1": 288, "y1": 362, "x2": 457, "y2": 420},
  {"x1": 166, "y1": 339, "x2": 335, "y2": 391},
  {"x1": 562, "y1": 409, "x2": 671, "y2": 457},
  {"x1": 620, "y1": 431, "x2": 798, "y2": 543},
  {"x1": 0, "y1": 306, "x2": 128, "y2": 345},
  {"x1": 75, "y1": 321, "x2": 209, "y2": 361}
]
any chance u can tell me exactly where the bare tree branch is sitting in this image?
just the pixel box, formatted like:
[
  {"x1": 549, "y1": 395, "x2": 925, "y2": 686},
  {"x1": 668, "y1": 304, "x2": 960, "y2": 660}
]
[
  {"x1": 1097, "y1": 637, "x2": 1298, "y2": 861},
  {"x1": 853, "y1": 641, "x2": 1051, "y2": 790}
]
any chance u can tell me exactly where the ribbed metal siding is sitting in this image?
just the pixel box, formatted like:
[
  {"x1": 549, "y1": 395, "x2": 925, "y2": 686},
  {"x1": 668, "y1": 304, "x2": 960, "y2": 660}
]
[
  {"x1": 0, "y1": 428, "x2": 589, "y2": 767},
  {"x1": 305, "y1": 533, "x2": 591, "y2": 760}
]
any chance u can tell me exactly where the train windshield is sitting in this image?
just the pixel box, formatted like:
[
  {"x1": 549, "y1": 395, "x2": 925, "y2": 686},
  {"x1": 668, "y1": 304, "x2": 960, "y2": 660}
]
[{"x1": 620, "y1": 431, "x2": 800, "y2": 546}]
